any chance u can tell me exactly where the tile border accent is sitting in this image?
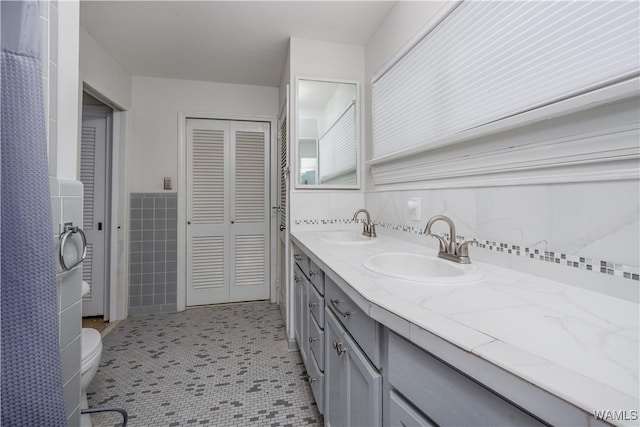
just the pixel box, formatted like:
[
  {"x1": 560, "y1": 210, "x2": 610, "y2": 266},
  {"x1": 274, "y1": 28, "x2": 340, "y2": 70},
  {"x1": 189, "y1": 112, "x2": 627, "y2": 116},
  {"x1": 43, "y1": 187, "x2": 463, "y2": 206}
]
[{"x1": 293, "y1": 218, "x2": 640, "y2": 282}]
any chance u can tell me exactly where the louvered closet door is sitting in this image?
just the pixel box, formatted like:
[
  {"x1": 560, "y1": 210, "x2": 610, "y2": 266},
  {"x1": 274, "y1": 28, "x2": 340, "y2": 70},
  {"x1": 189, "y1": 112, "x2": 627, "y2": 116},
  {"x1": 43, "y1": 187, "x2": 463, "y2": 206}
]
[
  {"x1": 277, "y1": 114, "x2": 288, "y2": 310},
  {"x1": 229, "y1": 121, "x2": 270, "y2": 302},
  {"x1": 186, "y1": 119, "x2": 230, "y2": 305},
  {"x1": 80, "y1": 113, "x2": 107, "y2": 316}
]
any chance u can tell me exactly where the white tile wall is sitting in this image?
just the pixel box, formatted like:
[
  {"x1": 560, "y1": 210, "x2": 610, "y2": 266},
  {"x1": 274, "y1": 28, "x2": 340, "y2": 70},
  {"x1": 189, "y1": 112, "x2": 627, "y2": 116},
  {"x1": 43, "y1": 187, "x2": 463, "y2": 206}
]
[
  {"x1": 290, "y1": 191, "x2": 365, "y2": 231},
  {"x1": 47, "y1": 1, "x2": 83, "y2": 409},
  {"x1": 364, "y1": 179, "x2": 639, "y2": 302}
]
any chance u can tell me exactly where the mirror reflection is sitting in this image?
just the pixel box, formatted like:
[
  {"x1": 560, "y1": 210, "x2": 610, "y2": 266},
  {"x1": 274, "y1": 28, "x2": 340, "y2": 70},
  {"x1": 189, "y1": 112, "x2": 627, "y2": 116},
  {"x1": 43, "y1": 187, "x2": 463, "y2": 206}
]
[{"x1": 297, "y1": 80, "x2": 358, "y2": 187}]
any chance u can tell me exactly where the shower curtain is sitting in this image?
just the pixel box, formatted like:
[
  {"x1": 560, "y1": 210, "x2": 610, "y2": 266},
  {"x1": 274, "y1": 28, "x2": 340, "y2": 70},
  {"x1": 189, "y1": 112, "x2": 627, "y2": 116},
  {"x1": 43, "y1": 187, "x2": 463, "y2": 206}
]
[{"x1": 1, "y1": 1, "x2": 67, "y2": 425}]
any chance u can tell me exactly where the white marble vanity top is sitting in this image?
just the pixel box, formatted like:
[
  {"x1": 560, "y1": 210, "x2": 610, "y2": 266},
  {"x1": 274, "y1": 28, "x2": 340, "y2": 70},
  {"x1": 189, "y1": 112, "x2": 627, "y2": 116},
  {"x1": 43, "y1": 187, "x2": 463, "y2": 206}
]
[{"x1": 291, "y1": 230, "x2": 640, "y2": 426}]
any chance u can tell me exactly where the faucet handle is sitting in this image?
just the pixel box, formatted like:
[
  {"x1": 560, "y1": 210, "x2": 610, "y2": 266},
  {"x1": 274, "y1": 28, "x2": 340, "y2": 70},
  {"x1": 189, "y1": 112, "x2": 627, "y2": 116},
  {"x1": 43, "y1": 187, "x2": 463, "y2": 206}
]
[
  {"x1": 456, "y1": 239, "x2": 477, "y2": 257},
  {"x1": 369, "y1": 223, "x2": 377, "y2": 238},
  {"x1": 427, "y1": 232, "x2": 449, "y2": 253}
]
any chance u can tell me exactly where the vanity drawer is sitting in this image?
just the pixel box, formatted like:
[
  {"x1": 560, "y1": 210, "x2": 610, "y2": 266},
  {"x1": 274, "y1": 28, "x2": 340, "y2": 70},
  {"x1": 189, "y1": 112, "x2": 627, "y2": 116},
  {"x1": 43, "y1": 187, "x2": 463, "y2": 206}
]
[
  {"x1": 307, "y1": 280, "x2": 324, "y2": 327},
  {"x1": 306, "y1": 346, "x2": 324, "y2": 415},
  {"x1": 293, "y1": 244, "x2": 309, "y2": 275},
  {"x1": 389, "y1": 390, "x2": 436, "y2": 427},
  {"x1": 308, "y1": 314, "x2": 324, "y2": 371},
  {"x1": 388, "y1": 332, "x2": 545, "y2": 427},
  {"x1": 325, "y1": 276, "x2": 381, "y2": 369},
  {"x1": 308, "y1": 259, "x2": 324, "y2": 295}
]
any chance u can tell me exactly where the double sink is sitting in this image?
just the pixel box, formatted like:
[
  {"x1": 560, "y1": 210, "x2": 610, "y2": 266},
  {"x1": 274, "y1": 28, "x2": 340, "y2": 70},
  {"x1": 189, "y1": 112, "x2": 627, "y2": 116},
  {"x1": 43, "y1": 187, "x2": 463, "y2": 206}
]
[{"x1": 317, "y1": 230, "x2": 485, "y2": 286}]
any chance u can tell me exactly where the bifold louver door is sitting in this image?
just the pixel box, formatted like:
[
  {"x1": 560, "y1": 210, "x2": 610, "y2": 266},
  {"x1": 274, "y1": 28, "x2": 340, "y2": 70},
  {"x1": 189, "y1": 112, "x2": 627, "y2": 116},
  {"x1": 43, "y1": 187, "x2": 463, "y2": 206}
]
[
  {"x1": 187, "y1": 119, "x2": 229, "y2": 305},
  {"x1": 187, "y1": 119, "x2": 270, "y2": 306},
  {"x1": 229, "y1": 121, "x2": 270, "y2": 301}
]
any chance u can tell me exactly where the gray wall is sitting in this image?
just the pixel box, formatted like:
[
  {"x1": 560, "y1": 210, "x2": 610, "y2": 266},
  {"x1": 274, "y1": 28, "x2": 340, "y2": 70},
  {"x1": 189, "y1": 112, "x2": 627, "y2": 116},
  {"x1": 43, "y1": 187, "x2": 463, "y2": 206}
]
[{"x1": 129, "y1": 193, "x2": 178, "y2": 315}]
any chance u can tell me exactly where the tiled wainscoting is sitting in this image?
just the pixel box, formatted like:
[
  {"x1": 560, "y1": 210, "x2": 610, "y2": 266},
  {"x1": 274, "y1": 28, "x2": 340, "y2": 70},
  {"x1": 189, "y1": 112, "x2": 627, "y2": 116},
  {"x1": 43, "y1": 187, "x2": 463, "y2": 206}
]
[
  {"x1": 129, "y1": 193, "x2": 177, "y2": 315},
  {"x1": 51, "y1": 178, "x2": 84, "y2": 424}
]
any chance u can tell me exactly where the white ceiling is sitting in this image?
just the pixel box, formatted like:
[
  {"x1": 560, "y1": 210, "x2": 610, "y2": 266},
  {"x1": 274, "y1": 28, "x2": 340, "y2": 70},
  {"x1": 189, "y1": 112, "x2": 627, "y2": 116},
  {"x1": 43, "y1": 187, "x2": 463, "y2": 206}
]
[{"x1": 80, "y1": 1, "x2": 396, "y2": 87}]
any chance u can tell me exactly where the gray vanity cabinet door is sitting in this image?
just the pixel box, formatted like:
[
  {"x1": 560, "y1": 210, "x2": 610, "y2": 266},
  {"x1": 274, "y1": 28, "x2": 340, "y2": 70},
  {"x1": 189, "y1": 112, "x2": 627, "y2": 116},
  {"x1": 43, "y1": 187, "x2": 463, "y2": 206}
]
[
  {"x1": 325, "y1": 309, "x2": 382, "y2": 427},
  {"x1": 294, "y1": 266, "x2": 308, "y2": 363}
]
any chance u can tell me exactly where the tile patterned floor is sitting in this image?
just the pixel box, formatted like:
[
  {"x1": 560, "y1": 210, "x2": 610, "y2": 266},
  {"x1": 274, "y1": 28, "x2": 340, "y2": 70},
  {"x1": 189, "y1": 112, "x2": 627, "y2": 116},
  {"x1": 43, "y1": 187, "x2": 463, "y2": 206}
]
[{"x1": 88, "y1": 302, "x2": 322, "y2": 427}]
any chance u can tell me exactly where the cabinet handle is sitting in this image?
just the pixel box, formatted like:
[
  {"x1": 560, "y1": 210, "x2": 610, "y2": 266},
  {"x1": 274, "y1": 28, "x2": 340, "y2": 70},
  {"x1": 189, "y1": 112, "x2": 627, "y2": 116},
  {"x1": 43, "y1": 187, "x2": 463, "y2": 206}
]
[
  {"x1": 307, "y1": 375, "x2": 317, "y2": 383},
  {"x1": 308, "y1": 336, "x2": 317, "y2": 343},
  {"x1": 308, "y1": 301, "x2": 316, "y2": 308},
  {"x1": 309, "y1": 270, "x2": 316, "y2": 277},
  {"x1": 294, "y1": 276, "x2": 300, "y2": 283},
  {"x1": 294, "y1": 254, "x2": 302, "y2": 261},
  {"x1": 330, "y1": 299, "x2": 350, "y2": 318},
  {"x1": 332, "y1": 339, "x2": 346, "y2": 356}
]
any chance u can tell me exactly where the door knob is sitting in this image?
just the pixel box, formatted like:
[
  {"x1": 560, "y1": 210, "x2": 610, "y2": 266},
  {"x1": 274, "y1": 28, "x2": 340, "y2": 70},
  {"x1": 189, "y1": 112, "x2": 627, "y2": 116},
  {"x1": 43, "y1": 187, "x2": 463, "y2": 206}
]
[
  {"x1": 187, "y1": 221, "x2": 191, "y2": 225},
  {"x1": 279, "y1": 225, "x2": 286, "y2": 231},
  {"x1": 231, "y1": 220, "x2": 235, "y2": 224}
]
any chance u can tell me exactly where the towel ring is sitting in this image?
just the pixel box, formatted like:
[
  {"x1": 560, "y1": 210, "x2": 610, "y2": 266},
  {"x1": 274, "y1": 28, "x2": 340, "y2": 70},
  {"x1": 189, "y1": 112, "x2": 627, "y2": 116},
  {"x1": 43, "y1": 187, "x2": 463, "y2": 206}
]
[{"x1": 59, "y1": 223, "x2": 87, "y2": 271}]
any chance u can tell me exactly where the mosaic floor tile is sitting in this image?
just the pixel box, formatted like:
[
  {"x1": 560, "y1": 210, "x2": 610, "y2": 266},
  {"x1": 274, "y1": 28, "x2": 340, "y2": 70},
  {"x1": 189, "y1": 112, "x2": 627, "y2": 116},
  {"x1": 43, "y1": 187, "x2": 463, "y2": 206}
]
[{"x1": 88, "y1": 302, "x2": 322, "y2": 427}]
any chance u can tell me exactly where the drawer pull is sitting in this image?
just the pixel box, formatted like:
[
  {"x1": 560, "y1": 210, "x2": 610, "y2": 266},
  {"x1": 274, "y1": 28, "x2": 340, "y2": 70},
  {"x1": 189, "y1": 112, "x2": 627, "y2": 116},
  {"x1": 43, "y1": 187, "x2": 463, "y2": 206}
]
[
  {"x1": 332, "y1": 339, "x2": 346, "y2": 356},
  {"x1": 294, "y1": 254, "x2": 302, "y2": 261},
  {"x1": 308, "y1": 301, "x2": 316, "y2": 308},
  {"x1": 308, "y1": 336, "x2": 317, "y2": 343},
  {"x1": 330, "y1": 299, "x2": 350, "y2": 318}
]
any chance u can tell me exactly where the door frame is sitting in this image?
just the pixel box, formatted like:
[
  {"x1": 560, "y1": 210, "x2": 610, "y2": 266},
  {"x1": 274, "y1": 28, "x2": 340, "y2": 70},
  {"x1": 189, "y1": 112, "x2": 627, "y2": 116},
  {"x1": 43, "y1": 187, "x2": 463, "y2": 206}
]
[
  {"x1": 177, "y1": 112, "x2": 277, "y2": 312},
  {"x1": 80, "y1": 84, "x2": 128, "y2": 321}
]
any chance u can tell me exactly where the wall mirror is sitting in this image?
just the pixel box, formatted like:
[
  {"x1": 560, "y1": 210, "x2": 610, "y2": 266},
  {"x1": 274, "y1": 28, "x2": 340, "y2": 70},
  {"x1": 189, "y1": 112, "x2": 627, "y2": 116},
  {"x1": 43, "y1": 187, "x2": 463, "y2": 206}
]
[{"x1": 296, "y1": 79, "x2": 359, "y2": 188}]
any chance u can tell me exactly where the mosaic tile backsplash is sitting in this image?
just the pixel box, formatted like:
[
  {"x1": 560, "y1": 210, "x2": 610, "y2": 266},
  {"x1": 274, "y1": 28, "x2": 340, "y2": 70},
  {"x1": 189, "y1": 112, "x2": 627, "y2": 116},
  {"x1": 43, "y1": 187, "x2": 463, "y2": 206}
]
[
  {"x1": 293, "y1": 219, "x2": 639, "y2": 281},
  {"x1": 129, "y1": 193, "x2": 178, "y2": 315}
]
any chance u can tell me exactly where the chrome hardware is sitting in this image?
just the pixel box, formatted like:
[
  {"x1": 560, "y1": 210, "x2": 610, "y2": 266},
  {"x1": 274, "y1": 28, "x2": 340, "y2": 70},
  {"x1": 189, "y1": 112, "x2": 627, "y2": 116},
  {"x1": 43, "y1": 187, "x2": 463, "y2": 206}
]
[
  {"x1": 332, "y1": 339, "x2": 346, "y2": 356},
  {"x1": 59, "y1": 222, "x2": 87, "y2": 271},
  {"x1": 424, "y1": 215, "x2": 476, "y2": 264},
  {"x1": 308, "y1": 336, "x2": 317, "y2": 343},
  {"x1": 330, "y1": 299, "x2": 350, "y2": 318},
  {"x1": 352, "y1": 208, "x2": 376, "y2": 238},
  {"x1": 308, "y1": 301, "x2": 316, "y2": 308},
  {"x1": 279, "y1": 225, "x2": 286, "y2": 231},
  {"x1": 293, "y1": 254, "x2": 302, "y2": 261}
]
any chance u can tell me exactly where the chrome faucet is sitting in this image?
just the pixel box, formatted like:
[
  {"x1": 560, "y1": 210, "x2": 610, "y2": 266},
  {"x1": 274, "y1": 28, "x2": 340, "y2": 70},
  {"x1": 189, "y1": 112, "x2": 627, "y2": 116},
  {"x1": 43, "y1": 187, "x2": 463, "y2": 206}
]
[
  {"x1": 424, "y1": 215, "x2": 475, "y2": 264},
  {"x1": 353, "y1": 209, "x2": 376, "y2": 238}
]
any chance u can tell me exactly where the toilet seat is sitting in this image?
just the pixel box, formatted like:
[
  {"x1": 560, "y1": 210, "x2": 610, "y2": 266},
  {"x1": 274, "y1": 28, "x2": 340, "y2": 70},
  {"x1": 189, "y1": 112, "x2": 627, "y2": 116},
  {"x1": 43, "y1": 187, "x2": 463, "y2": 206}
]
[{"x1": 81, "y1": 328, "x2": 102, "y2": 371}]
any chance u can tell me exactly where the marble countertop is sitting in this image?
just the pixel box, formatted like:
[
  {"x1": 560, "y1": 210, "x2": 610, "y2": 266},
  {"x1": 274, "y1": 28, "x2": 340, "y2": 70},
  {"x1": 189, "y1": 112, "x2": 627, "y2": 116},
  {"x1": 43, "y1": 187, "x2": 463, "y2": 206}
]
[{"x1": 291, "y1": 230, "x2": 639, "y2": 426}]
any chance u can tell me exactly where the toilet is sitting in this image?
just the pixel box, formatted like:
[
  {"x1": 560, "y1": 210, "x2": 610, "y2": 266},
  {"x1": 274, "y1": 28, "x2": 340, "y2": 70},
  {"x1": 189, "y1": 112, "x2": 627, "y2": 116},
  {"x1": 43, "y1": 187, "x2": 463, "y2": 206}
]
[{"x1": 80, "y1": 282, "x2": 102, "y2": 427}]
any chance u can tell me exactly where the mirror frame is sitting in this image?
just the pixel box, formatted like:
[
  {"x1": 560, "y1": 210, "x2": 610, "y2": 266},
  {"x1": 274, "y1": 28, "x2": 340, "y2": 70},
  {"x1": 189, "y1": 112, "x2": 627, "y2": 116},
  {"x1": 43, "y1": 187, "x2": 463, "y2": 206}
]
[{"x1": 294, "y1": 77, "x2": 361, "y2": 190}]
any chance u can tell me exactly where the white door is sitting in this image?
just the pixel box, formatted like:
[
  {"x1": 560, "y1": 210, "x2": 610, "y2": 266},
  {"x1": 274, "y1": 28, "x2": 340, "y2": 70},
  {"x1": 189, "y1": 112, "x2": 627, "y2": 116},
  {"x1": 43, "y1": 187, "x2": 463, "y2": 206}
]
[
  {"x1": 186, "y1": 119, "x2": 270, "y2": 306},
  {"x1": 80, "y1": 107, "x2": 109, "y2": 316}
]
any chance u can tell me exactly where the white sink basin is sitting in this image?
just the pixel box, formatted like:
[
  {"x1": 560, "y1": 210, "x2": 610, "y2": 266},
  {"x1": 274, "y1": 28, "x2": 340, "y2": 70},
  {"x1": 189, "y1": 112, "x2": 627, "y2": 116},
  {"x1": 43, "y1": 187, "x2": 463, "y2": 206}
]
[
  {"x1": 317, "y1": 231, "x2": 377, "y2": 244},
  {"x1": 362, "y1": 252, "x2": 485, "y2": 285}
]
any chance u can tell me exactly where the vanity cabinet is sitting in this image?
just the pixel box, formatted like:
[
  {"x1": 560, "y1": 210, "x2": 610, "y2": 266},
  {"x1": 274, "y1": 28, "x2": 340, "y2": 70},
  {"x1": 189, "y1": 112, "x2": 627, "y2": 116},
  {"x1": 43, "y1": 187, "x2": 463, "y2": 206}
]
[
  {"x1": 325, "y1": 308, "x2": 382, "y2": 427},
  {"x1": 387, "y1": 332, "x2": 547, "y2": 427},
  {"x1": 293, "y1": 244, "x2": 326, "y2": 414}
]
